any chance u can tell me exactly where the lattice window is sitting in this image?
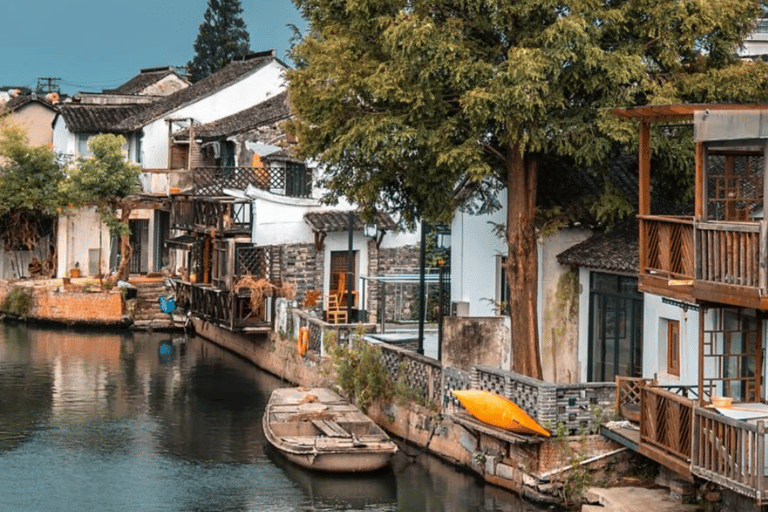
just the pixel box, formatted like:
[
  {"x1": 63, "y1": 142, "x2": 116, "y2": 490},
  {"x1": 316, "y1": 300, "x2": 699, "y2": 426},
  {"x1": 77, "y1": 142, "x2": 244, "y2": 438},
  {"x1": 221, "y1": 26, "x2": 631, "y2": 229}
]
[
  {"x1": 706, "y1": 152, "x2": 764, "y2": 221},
  {"x1": 701, "y1": 308, "x2": 761, "y2": 402}
]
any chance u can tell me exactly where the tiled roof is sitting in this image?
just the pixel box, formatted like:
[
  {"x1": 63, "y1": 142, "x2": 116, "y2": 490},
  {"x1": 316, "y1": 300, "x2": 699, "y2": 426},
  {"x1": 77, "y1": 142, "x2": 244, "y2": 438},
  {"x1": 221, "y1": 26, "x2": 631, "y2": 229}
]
[
  {"x1": 3, "y1": 94, "x2": 57, "y2": 112},
  {"x1": 114, "y1": 51, "x2": 281, "y2": 132},
  {"x1": 556, "y1": 218, "x2": 638, "y2": 273},
  {"x1": 176, "y1": 91, "x2": 290, "y2": 139},
  {"x1": 58, "y1": 103, "x2": 147, "y2": 133},
  {"x1": 104, "y1": 66, "x2": 187, "y2": 95},
  {"x1": 304, "y1": 211, "x2": 398, "y2": 233}
]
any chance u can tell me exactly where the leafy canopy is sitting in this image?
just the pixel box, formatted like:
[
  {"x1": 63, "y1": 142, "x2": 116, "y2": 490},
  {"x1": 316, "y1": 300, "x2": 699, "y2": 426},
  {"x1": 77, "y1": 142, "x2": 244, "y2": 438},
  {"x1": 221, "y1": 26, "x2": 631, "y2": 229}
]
[
  {"x1": 287, "y1": 0, "x2": 766, "y2": 226},
  {"x1": 62, "y1": 134, "x2": 141, "y2": 237},
  {"x1": 0, "y1": 115, "x2": 65, "y2": 216},
  {"x1": 187, "y1": 0, "x2": 251, "y2": 83}
]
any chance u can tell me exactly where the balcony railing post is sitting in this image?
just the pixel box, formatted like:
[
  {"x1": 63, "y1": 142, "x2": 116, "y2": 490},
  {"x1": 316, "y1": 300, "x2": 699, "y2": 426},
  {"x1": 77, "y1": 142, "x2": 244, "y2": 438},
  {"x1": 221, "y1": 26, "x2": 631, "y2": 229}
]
[
  {"x1": 758, "y1": 420, "x2": 765, "y2": 499},
  {"x1": 760, "y1": 220, "x2": 768, "y2": 294}
]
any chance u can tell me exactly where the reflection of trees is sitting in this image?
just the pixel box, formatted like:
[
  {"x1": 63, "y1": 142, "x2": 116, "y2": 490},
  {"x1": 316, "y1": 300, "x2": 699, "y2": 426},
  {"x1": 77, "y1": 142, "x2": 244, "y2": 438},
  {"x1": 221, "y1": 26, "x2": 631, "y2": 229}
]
[
  {"x1": 148, "y1": 338, "x2": 285, "y2": 463},
  {"x1": 0, "y1": 344, "x2": 53, "y2": 451}
]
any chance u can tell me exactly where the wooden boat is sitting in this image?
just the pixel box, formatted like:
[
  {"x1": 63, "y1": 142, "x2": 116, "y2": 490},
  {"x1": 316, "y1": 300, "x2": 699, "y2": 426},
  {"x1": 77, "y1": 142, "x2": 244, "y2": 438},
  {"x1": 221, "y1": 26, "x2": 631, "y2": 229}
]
[
  {"x1": 263, "y1": 387, "x2": 398, "y2": 472},
  {"x1": 452, "y1": 389, "x2": 550, "y2": 437}
]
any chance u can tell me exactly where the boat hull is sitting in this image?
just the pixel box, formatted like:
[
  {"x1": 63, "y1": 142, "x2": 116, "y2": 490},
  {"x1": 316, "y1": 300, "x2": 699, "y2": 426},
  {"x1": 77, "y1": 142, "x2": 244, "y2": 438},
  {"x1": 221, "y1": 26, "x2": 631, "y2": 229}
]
[{"x1": 263, "y1": 387, "x2": 398, "y2": 473}]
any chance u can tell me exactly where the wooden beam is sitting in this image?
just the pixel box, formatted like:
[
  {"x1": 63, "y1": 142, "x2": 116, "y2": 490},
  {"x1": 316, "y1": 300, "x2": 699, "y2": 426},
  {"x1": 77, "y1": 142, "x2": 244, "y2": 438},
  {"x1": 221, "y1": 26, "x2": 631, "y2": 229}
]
[
  {"x1": 639, "y1": 121, "x2": 651, "y2": 281},
  {"x1": 313, "y1": 231, "x2": 326, "y2": 252}
]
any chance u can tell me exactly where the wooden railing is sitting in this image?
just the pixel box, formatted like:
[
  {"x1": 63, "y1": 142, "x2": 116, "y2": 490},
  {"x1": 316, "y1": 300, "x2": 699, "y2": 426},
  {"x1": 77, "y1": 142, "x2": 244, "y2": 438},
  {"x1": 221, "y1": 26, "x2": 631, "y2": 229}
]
[
  {"x1": 696, "y1": 221, "x2": 766, "y2": 290},
  {"x1": 171, "y1": 197, "x2": 251, "y2": 234},
  {"x1": 175, "y1": 281, "x2": 273, "y2": 330},
  {"x1": 191, "y1": 164, "x2": 312, "y2": 198},
  {"x1": 692, "y1": 407, "x2": 767, "y2": 501},
  {"x1": 640, "y1": 215, "x2": 694, "y2": 279},
  {"x1": 640, "y1": 386, "x2": 694, "y2": 460},
  {"x1": 616, "y1": 376, "x2": 652, "y2": 422}
]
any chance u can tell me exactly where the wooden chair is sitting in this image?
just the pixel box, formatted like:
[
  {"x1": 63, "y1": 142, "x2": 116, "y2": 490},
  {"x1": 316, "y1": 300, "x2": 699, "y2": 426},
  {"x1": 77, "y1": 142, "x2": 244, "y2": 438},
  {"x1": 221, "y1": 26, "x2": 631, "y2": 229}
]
[{"x1": 326, "y1": 293, "x2": 348, "y2": 324}]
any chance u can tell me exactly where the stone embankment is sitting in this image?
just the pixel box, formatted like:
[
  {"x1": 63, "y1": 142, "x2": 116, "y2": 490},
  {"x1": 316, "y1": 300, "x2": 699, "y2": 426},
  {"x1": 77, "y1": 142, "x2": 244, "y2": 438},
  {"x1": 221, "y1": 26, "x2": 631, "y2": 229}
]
[{"x1": 0, "y1": 276, "x2": 181, "y2": 330}]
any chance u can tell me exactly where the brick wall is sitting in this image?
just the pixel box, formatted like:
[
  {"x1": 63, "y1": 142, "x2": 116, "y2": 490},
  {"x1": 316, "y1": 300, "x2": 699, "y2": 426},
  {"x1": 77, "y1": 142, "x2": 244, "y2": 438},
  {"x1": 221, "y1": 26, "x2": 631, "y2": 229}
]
[
  {"x1": 0, "y1": 283, "x2": 125, "y2": 325},
  {"x1": 366, "y1": 240, "x2": 420, "y2": 322},
  {"x1": 279, "y1": 244, "x2": 324, "y2": 312}
]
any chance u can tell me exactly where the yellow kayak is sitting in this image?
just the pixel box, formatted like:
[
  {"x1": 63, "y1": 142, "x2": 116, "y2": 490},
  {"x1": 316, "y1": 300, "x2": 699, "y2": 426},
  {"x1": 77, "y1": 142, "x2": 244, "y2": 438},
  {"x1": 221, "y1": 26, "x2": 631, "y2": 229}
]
[{"x1": 452, "y1": 389, "x2": 550, "y2": 437}]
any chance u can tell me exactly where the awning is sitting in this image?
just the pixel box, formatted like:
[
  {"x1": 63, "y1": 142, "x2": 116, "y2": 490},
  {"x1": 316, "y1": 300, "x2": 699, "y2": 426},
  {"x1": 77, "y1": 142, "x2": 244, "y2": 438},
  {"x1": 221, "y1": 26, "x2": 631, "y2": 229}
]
[{"x1": 165, "y1": 235, "x2": 198, "y2": 249}]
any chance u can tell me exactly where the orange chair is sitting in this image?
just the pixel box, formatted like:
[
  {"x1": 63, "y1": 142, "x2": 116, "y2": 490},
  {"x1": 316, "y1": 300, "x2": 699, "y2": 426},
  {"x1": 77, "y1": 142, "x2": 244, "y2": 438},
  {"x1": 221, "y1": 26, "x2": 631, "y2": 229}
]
[{"x1": 326, "y1": 293, "x2": 348, "y2": 324}]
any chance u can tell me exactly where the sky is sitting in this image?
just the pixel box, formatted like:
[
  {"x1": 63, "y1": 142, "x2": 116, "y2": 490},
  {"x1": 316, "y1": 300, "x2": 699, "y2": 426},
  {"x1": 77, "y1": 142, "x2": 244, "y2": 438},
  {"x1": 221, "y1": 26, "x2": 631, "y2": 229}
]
[{"x1": 0, "y1": 0, "x2": 307, "y2": 95}]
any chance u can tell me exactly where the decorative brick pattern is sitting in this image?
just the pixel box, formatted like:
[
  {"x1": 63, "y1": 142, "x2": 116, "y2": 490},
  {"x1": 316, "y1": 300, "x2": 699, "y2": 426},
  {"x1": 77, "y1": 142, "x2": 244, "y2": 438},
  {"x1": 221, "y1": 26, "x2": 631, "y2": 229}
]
[
  {"x1": 379, "y1": 342, "x2": 443, "y2": 405},
  {"x1": 473, "y1": 366, "x2": 616, "y2": 434}
]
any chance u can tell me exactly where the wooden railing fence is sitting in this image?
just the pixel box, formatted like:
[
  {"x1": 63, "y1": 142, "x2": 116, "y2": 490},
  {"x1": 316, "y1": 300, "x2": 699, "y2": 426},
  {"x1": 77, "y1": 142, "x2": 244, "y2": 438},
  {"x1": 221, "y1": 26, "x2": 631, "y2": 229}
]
[
  {"x1": 692, "y1": 406, "x2": 767, "y2": 501},
  {"x1": 640, "y1": 386, "x2": 694, "y2": 460},
  {"x1": 696, "y1": 221, "x2": 766, "y2": 290},
  {"x1": 641, "y1": 215, "x2": 694, "y2": 279}
]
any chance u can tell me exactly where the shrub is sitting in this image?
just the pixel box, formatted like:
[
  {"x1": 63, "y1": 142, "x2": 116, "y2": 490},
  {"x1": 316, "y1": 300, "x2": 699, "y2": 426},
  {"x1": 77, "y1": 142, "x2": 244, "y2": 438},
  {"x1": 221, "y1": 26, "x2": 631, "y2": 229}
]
[{"x1": 1, "y1": 286, "x2": 34, "y2": 317}]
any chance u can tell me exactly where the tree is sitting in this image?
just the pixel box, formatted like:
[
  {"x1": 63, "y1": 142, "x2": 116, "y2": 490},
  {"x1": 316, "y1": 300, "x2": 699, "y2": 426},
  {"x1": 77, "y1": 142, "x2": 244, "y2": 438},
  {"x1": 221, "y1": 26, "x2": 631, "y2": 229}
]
[
  {"x1": 62, "y1": 134, "x2": 141, "y2": 282},
  {"x1": 0, "y1": 114, "x2": 65, "y2": 274},
  {"x1": 187, "y1": 0, "x2": 251, "y2": 82},
  {"x1": 287, "y1": 0, "x2": 765, "y2": 378}
]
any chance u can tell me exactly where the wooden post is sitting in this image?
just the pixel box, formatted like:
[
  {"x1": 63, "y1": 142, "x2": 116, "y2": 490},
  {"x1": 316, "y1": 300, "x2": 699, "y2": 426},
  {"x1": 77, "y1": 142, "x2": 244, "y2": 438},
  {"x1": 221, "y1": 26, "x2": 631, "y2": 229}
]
[
  {"x1": 691, "y1": 407, "x2": 700, "y2": 469},
  {"x1": 638, "y1": 121, "x2": 651, "y2": 276},
  {"x1": 757, "y1": 421, "x2": 765, "y2": 499},
  {"x1": 699, "y1": 306, "x2": 706, "y2": 406},
  {"x1": 695, "y1": 141, "x2": 704, "y2": 220}
]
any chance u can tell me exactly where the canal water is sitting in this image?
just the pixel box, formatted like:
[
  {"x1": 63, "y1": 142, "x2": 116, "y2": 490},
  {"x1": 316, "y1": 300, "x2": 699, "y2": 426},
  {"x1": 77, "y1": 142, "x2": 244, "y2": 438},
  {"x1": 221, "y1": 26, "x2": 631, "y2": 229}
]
[{"x1": 0, "y1": 324, "x2": 556, "y2": 511}]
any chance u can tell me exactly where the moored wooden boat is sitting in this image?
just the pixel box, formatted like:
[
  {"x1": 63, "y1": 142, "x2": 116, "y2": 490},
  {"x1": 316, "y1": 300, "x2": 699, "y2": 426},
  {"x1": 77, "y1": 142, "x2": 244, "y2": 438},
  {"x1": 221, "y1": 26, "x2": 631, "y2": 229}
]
[
  {"x1": 263, "y1": 387, "x2": 398, "y2": 472},
  {"x1": 452, "y1": 389, "x2": 550, "y2": 437}
]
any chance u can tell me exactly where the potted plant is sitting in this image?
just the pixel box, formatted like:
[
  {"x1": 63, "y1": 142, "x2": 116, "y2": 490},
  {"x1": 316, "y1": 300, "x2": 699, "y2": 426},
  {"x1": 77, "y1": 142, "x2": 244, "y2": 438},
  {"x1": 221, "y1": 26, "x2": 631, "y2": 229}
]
[{"x1": 70, "y1": 262, "x2": 81, "y2": 278}]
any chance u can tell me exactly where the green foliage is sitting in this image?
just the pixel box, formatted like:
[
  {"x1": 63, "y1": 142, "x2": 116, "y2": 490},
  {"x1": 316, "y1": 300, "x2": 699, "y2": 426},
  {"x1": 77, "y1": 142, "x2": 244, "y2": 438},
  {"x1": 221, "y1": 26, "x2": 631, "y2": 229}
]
[
  {"x1": 288, "y1": 0, "x2": 765, "y2": 228},
  {"x1": 0, "y1": 116, "x2": 65, "y2": 217},
  {"x1": 187, "y1": 0, "x2": 251, "y2": 83},
  {"x1": 324, "y1": 327, "x2": 393, "y2": 413},
  {"x1": 1, "y1": 286, "x2": 34, "y2": 317},
  {"x1": 62, "y1": 134, "x2": 141, "y2": 238}
]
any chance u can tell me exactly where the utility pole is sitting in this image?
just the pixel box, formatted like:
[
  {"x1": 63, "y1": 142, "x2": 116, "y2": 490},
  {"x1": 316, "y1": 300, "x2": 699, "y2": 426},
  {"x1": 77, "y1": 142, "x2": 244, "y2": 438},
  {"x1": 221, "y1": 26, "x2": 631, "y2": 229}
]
[{"x1": 36, "y1": 77, "x2": 61, "y2": 94}]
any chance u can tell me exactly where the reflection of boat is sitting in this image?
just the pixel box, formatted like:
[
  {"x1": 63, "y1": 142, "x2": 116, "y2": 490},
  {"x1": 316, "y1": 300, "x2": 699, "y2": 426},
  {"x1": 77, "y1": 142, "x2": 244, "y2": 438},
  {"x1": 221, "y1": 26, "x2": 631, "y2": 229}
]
[
  {"x1": 452, "y1": 389, "x2": 550, "y2": 437},
  {"x1": 263, "y1": 387, "x2": 398, "y2": 472},
  {"x1": 267, "y1": 444, "x2": 397, "y2": 507}
]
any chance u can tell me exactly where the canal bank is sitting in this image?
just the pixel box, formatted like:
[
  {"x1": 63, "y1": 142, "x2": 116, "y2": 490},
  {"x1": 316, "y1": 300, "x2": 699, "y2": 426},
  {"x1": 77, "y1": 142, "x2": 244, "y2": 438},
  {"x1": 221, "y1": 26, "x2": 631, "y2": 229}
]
[
  {"x1": 190, "y1": 316, "x2": 641, "y2": 506},
  {"x1": 0, "y1": 277, "x2": 181, "y2": 330}
]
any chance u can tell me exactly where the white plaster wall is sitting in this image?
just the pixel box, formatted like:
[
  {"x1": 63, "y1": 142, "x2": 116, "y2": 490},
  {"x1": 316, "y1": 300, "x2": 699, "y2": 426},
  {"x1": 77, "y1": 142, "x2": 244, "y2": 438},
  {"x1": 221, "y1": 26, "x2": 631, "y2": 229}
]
[
  {"x1": 642, "y1": 294, "x2": 699, "y2": 387},
  {"x1": 56, "y1": 208, "x2": 112, "y2": 278},
  {"x1": 450, "y1": 204, "x2": 507, "y2": 317},
  {"x1": 52, "y1": 116, "x2": 76, "y2": 159},
  {"x1": 140, "y1": 61, "x2": 287, "y2": 170}
]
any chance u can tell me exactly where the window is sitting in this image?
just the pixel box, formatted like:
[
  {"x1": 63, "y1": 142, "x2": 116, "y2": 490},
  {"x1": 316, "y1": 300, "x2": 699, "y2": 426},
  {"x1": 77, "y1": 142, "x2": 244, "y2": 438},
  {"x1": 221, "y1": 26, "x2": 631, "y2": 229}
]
[
  {"x1": 667, "y1": 320, "x2": 680, "y2": 377},
  {"x1": 587, "y1": 272, "x2": 644, "y2": 382}
]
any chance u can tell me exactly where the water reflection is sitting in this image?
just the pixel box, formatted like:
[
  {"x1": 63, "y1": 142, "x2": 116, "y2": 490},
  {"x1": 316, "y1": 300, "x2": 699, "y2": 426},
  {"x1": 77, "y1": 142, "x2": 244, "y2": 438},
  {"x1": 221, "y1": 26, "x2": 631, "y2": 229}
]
[{"x1": 0, "y1": 323, "x2": 553, "y2": 511}]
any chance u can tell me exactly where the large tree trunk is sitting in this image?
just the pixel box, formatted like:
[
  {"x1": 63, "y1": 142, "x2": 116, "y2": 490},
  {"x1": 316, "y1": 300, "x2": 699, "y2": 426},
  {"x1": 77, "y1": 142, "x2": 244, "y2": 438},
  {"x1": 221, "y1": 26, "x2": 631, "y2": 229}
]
[
  {"x1": 505, "y1": 145, "x2": 543, "y2": 379},
  {"x1": 116, "y1": 207, "x2": 132, "y2": 282}
]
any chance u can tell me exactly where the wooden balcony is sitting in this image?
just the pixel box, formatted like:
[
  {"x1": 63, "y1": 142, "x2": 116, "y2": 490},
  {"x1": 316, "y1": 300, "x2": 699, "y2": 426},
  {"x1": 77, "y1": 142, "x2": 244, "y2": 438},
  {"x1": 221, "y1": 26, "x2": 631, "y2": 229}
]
[
  {"x1": 612, "y1": 378, "x2": 768, "y2": 504},
  {"x1": 174, "y1": 281, "x2": 274, "y2": 332},
  {"x1": 171, "y1": 196, "x2": 251, "y2": 235},
  {"x1": 640, "y1": 215, "x2": 768, "y2": 309},
  {"x1": 692, "y1": 407, "x2": 768, "y2": 504}
]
